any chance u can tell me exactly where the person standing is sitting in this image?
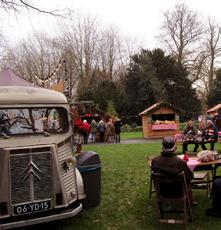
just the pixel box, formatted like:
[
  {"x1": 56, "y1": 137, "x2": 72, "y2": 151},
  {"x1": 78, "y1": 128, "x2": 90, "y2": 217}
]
[
  {"x1": 73, "y1": 126, "x2": 83, "y2": 153},
  {"x1": 114, "y1": 117, "x2": 123, "y2": 143},
  {"x1": 82, "y1": 120, "x2": 91, "y2": 144},
  {"x1": 72, "y1": 118, "x2": 84, "y2": 153},
  {"x1": 106, "y1": 118, "x2": 115, "y2": 142},
  {"x1": 90, "y1": 119, "x2": 97, "y2": 143},
  {"x1": 97, "y1": 119, "x2": 106, "y2": 142}
]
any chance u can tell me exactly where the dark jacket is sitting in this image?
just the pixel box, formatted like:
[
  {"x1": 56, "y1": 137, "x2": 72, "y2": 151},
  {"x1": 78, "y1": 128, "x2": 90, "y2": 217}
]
[
  {"x1": 114, "y1": 120, "x2": 123, "y2": 134},
  {"x1": 183, "y1": 124, "x2": 198, "y2": 140},
  {"x1": 202, "y1": 124, "x2": 218, "y2": 141},
  {"x1": 151, "y1": 150, "x2": 194, "y2": 184}
]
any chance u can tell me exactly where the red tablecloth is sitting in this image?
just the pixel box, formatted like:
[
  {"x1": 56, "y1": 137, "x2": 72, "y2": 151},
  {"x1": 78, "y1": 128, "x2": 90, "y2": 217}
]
[
  {"x1": 187, "y1": 158, "x2": 201, "y2": 171},
  {"x1": 152, "y1": 124, "x2": 177, "y2": 130},
  {"x1": 178, "y1": 155, "x2": 200, "y2": 171}
]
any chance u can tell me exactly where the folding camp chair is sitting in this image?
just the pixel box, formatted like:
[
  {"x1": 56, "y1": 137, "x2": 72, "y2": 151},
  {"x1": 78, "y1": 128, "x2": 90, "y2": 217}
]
[
  {"x1": 147, "y1": 156, "x2": 155, "y2": 198},
  {"x1": 191, "y1": 172, "x2": 211, "y2": 198},
  {"x1": 149, "y1": 172, "x2": 155, "y2": 198},
  {"x1": 151, "y1": 171, "x2": 192, "y2": 226}
]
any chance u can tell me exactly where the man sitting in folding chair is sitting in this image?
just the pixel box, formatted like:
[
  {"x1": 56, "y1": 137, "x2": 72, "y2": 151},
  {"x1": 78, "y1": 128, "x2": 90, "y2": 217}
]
[
  {"x1": 152, "y1": 137, "x2": 194, "y2": 197},
  {"x1": 151, "y1": 137, "x2": 195, "y2": 225}
]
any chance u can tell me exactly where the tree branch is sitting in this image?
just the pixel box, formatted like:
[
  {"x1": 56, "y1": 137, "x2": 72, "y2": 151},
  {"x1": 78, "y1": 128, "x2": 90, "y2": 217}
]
[{"x1": 0, "y1": 0, "x2": 64, "y2": 16}]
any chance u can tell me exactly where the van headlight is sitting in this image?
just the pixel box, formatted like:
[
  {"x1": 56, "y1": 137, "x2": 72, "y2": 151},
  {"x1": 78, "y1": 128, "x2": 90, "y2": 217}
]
[{"x1": 63, "y1": 156, "x2": 75, "y2": 172}]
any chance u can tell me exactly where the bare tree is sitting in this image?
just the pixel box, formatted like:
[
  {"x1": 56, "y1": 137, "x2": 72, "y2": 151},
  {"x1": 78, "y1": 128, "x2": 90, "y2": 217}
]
[
  {"x1": 98, "y1": 27, "x2": 129, "y2": 82},
  {"x1": 160, "y1": 3, "x2": 204, "y2": 64},
  {"x1": 198, "y1": 18, "x2": 221, "y2": 102},
  {"x1": 59, "y1": 13, "x2": 132, "y2": 91},
  {"x1": 160, "y1": 3, "x2": 207, "y2": 85},
  {"x1": 0, "y1": 0, "x2": 61, "y2": 15},
  {"x1": 0, "y1": 0, "x2": 65, "y2": 65},
  {"x1": 59, "y1": 13, "x2": 100, "y2": 93},
  {"x1": 3, "y1": 32, "x2": 63, "y2": 86},
  {"x1": 2, "y1": 10, "x2": 135, "y2": 101}
]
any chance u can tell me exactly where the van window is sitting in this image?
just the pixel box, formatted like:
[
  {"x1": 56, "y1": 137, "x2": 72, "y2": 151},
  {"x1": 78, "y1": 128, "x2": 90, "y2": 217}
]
[{"x1": 0, "y1": 107, "x2": 69, "y2": 135}]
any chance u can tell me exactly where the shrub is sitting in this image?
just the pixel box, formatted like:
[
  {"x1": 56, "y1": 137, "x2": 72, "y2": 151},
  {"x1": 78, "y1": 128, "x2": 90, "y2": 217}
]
[
  {"x1": 135, "y1": 126, "x2": 143, "y2": 132},
  {"x1": 121, "y1": 124, "x2": 142, "y2": 132},
  {"x1": 130, "y1": 122, "x2": 137, "y2": 129},
  {"x1": 121, "y1": 124, "x2": 133, "y2": 132}
]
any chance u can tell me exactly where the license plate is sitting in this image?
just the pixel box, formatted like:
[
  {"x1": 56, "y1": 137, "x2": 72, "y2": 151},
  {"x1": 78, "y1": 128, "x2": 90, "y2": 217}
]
[{"x1": 14, "y1": 200, "x2": 51, "y2": 215}]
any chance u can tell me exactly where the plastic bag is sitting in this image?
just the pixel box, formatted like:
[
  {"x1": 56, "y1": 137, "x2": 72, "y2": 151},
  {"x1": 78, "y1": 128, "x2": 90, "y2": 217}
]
[{"x1": 197, "y1": 150, "x2": 217, "y2": 162}]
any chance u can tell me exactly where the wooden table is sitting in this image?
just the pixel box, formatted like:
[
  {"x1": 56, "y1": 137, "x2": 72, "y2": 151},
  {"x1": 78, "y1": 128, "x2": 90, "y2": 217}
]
[
  {"x1": 147, "y1": 156, "x2": 221, "y2": 198},
  {"x1": 189, "y1": 157, "x2": 221, "y2": 177},
  {"x1": 147, "y1": 156, "x2": 221, "y2": 176}
]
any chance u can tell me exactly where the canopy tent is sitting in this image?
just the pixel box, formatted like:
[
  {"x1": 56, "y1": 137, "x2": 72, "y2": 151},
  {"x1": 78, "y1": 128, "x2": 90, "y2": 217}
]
[{"x1": 0, "y1": 68, "x2": 34, "y2": 86}]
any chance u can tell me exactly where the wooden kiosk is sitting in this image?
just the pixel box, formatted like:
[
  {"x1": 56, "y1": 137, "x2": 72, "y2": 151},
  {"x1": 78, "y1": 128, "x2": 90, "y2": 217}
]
[{"x1": 139, "y1": 102, "x2": 180, "y2": 139}]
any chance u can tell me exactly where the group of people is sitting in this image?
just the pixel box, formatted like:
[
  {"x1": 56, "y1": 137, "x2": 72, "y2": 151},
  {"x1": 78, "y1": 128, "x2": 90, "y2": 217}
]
[
  {"x1": 73, "y1": 117, "x2": 123, "y2": 153},
  {"x1": 151, "y1": 110, "x2": 221, "y2": 217},
  {"x1": 182, "y1": 119, "x2": 219, "y2": 154},
  {"x1": 152, "y1": 136, "x2": 221, "y2": 217},
  {"x1": 90, "y1": 117, "x2": 123, "y2": 143}
]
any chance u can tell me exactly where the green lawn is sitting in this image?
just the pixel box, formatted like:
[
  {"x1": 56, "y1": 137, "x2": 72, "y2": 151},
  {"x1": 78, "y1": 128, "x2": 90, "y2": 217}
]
[
  {"x1": 36, "y1": 141, "x2": 221, "y2": 230},
  {"x1": 121, "y1": 131, "x2": 143, "y2": 140}
]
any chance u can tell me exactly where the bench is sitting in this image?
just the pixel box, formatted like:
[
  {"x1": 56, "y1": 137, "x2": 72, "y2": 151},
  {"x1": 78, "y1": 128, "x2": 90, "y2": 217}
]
[
  {"x1": 174, "y1": 133, "x2": 220, "y2": 155},
  {"x1": 174, "y1": 133, "x2": 221, "y2": 144},
  {"x1": 174, "y1": 133, "x2": 184, "y2": 145}
]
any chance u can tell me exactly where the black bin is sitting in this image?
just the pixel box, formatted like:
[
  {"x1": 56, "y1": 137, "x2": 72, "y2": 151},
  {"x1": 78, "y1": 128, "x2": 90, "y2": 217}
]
[{"x1": 76, "y1": 151, "x2": 102, "y2": 208}]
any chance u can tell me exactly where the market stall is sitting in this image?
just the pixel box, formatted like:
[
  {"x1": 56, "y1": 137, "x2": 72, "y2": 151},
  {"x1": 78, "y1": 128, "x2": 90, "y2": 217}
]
[{"x1": 139, "y1": 102, "x2": 180, "y2": 138}]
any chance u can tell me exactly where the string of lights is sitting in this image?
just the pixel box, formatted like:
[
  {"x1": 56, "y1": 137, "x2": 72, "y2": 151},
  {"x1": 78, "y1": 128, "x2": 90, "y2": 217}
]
[{"x1": 34, "y1": 58, "x2": 67, "y2": 87}]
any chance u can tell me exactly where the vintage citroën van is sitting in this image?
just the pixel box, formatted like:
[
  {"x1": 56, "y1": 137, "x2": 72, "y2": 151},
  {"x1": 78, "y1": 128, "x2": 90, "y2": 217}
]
[{"x1": 0, "y1": 86, "x2": 87, "y2": 229}]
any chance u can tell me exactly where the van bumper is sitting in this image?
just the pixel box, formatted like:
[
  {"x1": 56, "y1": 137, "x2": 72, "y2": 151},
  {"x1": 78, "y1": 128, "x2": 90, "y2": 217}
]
[{"x1": 0, "y1": 203, "x2": 83, "y2": 230}]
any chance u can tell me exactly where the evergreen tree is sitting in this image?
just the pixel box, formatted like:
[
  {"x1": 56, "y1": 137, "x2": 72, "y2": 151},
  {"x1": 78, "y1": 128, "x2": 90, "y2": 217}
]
[
  {"x1": 78, "y1": 80, "x2": 127, "y2": 115},
  {"x1": 106, "y1": 100, "x2": 118, "y2": 117},
  {"x1": 207, "y1": 69, "x2": 221, "y2": 107},
  {"x1": 149, "y1": 49, "x2": 201, "y2": 118},
  {"x1": 125, "y1": 49, "x2": 165, "y2": 115},
  {"x1": 124, "y1": 48, "x2": 201, "y2": 118}
]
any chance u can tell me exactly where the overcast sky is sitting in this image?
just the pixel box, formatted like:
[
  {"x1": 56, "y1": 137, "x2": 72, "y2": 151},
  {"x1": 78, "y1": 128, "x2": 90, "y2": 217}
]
[{"x1": 2, "y1": 0, "x2": 221, "y2": 49}]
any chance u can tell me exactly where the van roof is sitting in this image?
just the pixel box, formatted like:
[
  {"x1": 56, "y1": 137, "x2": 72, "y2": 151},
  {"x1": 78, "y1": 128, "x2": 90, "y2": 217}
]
[{"x1": 0, "y1": 86, "x2": 68, "y2": 104}]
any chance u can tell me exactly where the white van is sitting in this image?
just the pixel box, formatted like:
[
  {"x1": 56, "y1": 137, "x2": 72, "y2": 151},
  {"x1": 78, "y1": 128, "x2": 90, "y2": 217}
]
[{"x1": 0, "y1": 86, "x2": 85, "y2": 229}]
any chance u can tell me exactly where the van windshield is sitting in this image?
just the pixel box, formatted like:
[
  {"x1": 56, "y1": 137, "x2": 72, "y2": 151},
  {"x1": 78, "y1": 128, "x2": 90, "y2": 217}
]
[{"x1": 0, "y1": 107, "x2": 69, "y2": 136}]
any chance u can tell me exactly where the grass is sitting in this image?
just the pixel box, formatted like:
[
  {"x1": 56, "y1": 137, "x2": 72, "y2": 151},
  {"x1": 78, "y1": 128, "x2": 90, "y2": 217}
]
[
  {"x1": 34, "y1": 139, "x2": 221, "y2": 230},
  {"x1": 121, "y1": 131, "x2": 143, "y2": 140}
]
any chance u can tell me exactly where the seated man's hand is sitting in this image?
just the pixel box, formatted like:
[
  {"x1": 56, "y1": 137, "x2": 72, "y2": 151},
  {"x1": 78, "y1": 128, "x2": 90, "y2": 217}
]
[{"x1": 183, "y1": 138, "x2": 189, "y2": 142}]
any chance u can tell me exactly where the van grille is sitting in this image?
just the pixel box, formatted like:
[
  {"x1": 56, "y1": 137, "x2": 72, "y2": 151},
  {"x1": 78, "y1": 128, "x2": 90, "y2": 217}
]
[
  {"x1": 57, "y1": 144, "x2": 77, "y2": 199},
  {"x1": 10, "y1": 149, "x2": 52, "y2": 205}
]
